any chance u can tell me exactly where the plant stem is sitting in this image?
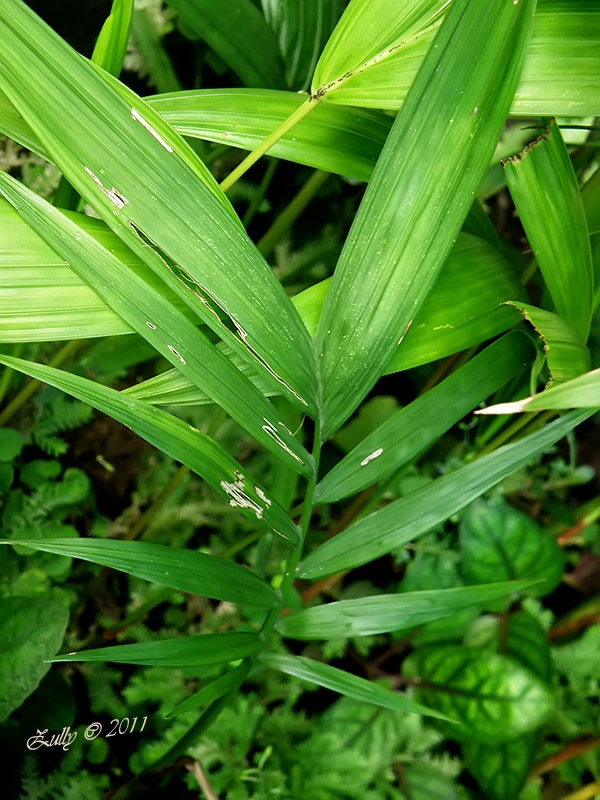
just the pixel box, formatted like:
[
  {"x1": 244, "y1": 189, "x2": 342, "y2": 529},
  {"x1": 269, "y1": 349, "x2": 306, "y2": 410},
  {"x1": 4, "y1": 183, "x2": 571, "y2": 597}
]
[
  {"x1": 242, "y1": 158, "x2": 278, "y2": 229},
  {"x1": 556, "y1": 495, "x2": 600, "y2": 546},
  {"x1": 558, "y1": 782, "x2": 600, "y2": 800},
  {"x1": 124, "y1": 463, "x2": 189, "y2": 541},
  {"x1": 260, "y1": 421, "x2": 321, "y2": 640},
  {"x1": 0, "y1": 339, "x2": 81, "y2": 426},
  {"x1": 257, "y1": 169, "x2": 330, "y2": 258},
  {"x1": 186, "y1": 760, "x2": 221, "y2": 800},
  {"x1": 0, "y1": 342, "x2": 24, "y2": 405},
  {"x1": 530, "y1": 734, "x2": 600, "y2": 777},
  {"x1": 219, "y1": 97, "x2": 318, "y2": 193},
  {"x1": 476, "y1": 411, "x2": 536, "y2": 457}
]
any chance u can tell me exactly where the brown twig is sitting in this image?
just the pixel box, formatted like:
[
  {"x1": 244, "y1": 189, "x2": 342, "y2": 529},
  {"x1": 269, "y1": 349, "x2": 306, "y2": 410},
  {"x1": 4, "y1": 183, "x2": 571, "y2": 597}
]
[
  {"x1": 529, "y1": 734, "x2": 600, "y2": 777},
  {"x1": 186, "y1": 760, "x2": 220, "y2": 800},
  {"x1": 549, "y1": 613, "x2": 600, "y2": 641}
]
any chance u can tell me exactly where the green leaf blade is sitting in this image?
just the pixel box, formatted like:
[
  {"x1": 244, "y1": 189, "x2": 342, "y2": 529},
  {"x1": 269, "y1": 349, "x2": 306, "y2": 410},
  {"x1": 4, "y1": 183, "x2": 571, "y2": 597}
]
[
  {"x1": 0, "y1": 539, "x2": 280, "y2": 609},
  {"x1": 316, "y1": 331, "x2": 535, "y2": 504},
  {"x1": 299, "y1": 410, "x2": 591, "y2": 579},
  {"x1": 504, "y1": 119, "x2": 594, "y2": 342},
  {"x1": 0, "y1": 355, "x2": 301, "y2": 545},
  {"x1": 0, "y1": 172, "x2": 312, "y2": 475},
  {"x1": 479, "y1": 367, "x2": 600, "y2": 414},
  {"x1": 276, "y1": 581, "x2": 537, "y2": 639},
  {"x1": 50, "y1": 632, "x2": 262, "y2": 667},
  {"x1": 315, "y1": 0, "x2": 537, "y2": 437},
  {"x1": 259, "y1": 653, "x2": 454, "y2": 722},
  {"x1": 165, "y1": 661, "x2": 250, "y2": 719},
  {"x1": 510, "y1": 302, "x2": 591, "y2": 384},
  {"x1": 0, "y1": 0, "x2": 319, "y2": 417},
  {"x1": 166, "y1": 0, "x2": 286, "y2": 89}
]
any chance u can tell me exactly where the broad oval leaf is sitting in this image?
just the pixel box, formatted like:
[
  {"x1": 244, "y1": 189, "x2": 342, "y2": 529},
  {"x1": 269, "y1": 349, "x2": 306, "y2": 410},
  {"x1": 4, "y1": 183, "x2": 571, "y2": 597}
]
[
  {"x1": 462, "y1": 734, "x2": 538, "y2": 800},
  {"x1": 504, "y1": 119, "x2": 594, "y2": 342},
  {"x1": 459, "y1": 499, "x2": 564, "y2": 597},
  {"x1": 414, "y1": 646, "x2": 555, "y2": 743},
  {"x1": 0, "y1": 354, "x2": 301, "y2": 545},
  {"x1": 314, "y1": 0, "x2": 536, "y2": 437},
  {"x1": 299, "y1": 410, "x2": 591, "y2": 579},
  {"x1": 50, "y1": 632, "x2": 262, "y2": 667},
  {"x1": 276, "y1": 581, "x2": 535, "y2": 639},
  {"x1": 259, "y1": 653, "x2": 453, "y2": 721},
  {"x1": 316, "y1": 331, "x2": 535, "y2": 504},
  {"x1": 0, "y1": 0, "x2": 319, "y2": 416},
  {"x1": 0, "y1": 595, "x2": 69, "y2": 722},
  {"x1": 0, "y1": 538, "x2": 280, "y2": 609}
]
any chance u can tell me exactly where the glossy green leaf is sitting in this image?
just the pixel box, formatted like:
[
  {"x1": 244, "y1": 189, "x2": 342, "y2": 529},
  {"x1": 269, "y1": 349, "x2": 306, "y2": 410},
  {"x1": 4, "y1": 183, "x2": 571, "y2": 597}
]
[
  {"x1": 165, "y1": 661, "x2": 250, "y2": 718},
  {"x1": 314, "y1": 0, "x2": 536, "y2": 437},
  {"x1": 384, "y1": 235, "x2": 526, "y2": 373},
  {"x1": 0, "y1": 174, "x2": 312, "y2": 475},
  {"x1": 414, "y1": 646, "x2": 555, "y2": 743},
  {"x1": 130, "y1": 8, "x2": 182, "y2": 95},
  {"x1": 299, "y1": 410, "x2": 591, "y2": 579},
  {"x1": 50, "y1": 632, "x2": 262, "y2": 667},
  {"x1": 0, "y1": 595, "x2": 69, "y2": 722},
  {"x1": 504, "y1": 119, "x2": 593, "y2": 342},
  {"x1": 0, "y1": 197, "x2": 523, "y2": 390},
  {"x1": 509, "y1": 302, "x2": 591, "y2": 384},
  {"x1": 150, "y1": 89, "x2": 389, "y2": 183},
  {"x1": 261, "y1": 0, "x2": 342, "y2": 90},
  {"x1": 459, "y1": 499, "x2": 563, "y2": 597},
  {"x1": 504, "y1": 611, "x2": 552, "y2": 681},
  {"x1": 0, "y1": 538, "x2": 280, "y2": 609},
  {"x1": 123, "y1": 359, "x2": 275, "y2": 407},
  {"x1": 276, "y1": 581, "x2": 535, "y2": 639},
  {"x1": 127, "y1": 235, "x2": 525, "y2": 406},
  {"x1": 0, "y1": 355, "x2": 301, "y2": 545},
  {"x1": 463, "y1": 734, "x2": 538, "y2": 800},
  {"x1": 93, "y1": 0, "x2": 133, "y2": 77},
  {"x1": 167, "y1": 0, "x2": 285, "y2": 89},
  {"x1": 312, "y1": 0, "x2": 600, "y2": 117},
  {"x1": 316, "y1": 332, "x2": 534, "y2": 504},
  {"x1": 259, "y1": 653, "x2": 452, "y2": 721},
  {"x1": 0, "y1": 0, "x2": 319, "y2": 416},
  {"x1": 479, "y1": 367, "x2": 600, "y2": 415}
]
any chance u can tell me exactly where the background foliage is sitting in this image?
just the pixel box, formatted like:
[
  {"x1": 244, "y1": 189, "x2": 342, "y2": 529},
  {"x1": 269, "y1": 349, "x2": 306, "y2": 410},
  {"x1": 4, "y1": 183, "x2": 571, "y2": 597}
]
[{"x1": 0, "y1": 0, "x2": 599, "y2": 798}]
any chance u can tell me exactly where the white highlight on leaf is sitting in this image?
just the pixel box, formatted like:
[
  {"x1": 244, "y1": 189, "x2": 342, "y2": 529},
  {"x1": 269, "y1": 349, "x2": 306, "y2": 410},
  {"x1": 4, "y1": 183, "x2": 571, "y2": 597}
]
[
  {"x1": 262, "y1": 419, "x2": 305, "y2": 465},
  {"x1": 131, "y1": 107, "x2": 173, "y2": 152},
  {"x1": 146, "y1": 321, "x2": 157, "y2": 330},
  {"x1": 398, "y1": 319, "x2": 413, "y2": 345},
  {"x1": 255, "y1": 486, "x2": 272, "y2": 507},
  {"x1": 167, "y1": 345, "x2": 186, "y2": 364},
  {"x1": 360, "y1": 448, "x2": 384, "y2": 466},
  {"x1": 165, "y1": 265, "x2": 309, "y2": 408},
  {"x1": 220, "y1": 470, "x2": 266, "y2": 519},
  {"x1": 476, "y1": 399, "x2": 530, "y2": 415},
  {"x1": 84, "y1": 167, "x2": 128, "y2": 209}
]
